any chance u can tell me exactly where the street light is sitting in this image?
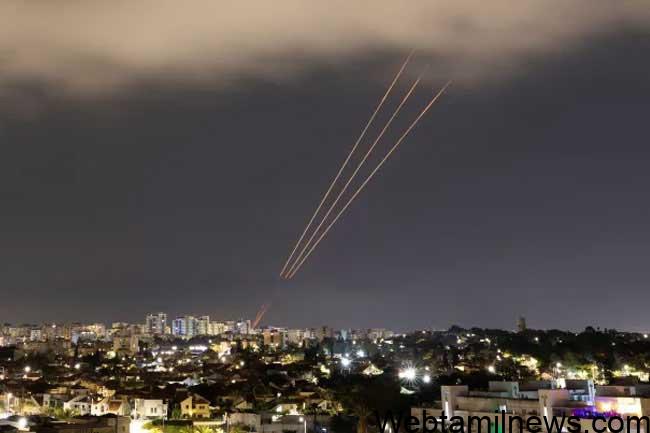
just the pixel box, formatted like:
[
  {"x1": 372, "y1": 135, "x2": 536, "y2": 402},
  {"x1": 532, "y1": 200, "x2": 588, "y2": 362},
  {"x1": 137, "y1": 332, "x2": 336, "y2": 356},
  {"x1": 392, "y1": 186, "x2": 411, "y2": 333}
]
[
  {"x1": 398, "y1": 367, "x2": 416, "y2": 381},
  {"x1": 403, "y1": 368, "x2": 416, "y2": 381}
]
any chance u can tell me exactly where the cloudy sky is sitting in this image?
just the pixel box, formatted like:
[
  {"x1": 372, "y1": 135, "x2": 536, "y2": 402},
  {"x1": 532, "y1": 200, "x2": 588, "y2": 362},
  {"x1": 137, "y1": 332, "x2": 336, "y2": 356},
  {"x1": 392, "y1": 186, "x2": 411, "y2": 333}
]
[{"x1": 1, "y1": 1, "x2": 649, "y2": 331}]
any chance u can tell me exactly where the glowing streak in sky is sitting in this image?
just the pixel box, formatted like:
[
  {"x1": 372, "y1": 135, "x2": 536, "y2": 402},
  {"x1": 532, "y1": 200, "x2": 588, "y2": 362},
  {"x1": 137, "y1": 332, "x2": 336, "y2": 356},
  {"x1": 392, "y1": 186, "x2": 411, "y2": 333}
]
[
  {"x1": 284, "y1": 73, "x2": 423, "y2": 278},
  {"x1": 286, "y1": 81, "x2": 452, "y2": 278},
  {"x1": 279, "y1": 51, "x2": 414, "y2": 278}
]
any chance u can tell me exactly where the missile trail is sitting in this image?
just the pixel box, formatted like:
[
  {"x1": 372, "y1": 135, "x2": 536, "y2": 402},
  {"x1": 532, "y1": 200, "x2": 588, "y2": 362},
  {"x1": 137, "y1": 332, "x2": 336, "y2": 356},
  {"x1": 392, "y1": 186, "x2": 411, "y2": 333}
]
[
  {"x1": 284, "y1": 73, "x2": 424, "y2": 278},
  {"x1": 286, "y1": 81, "x2": 452, "y2": 279},
  {"x1": 279, "y1": 50, "x2": 415, "y2": 278}
]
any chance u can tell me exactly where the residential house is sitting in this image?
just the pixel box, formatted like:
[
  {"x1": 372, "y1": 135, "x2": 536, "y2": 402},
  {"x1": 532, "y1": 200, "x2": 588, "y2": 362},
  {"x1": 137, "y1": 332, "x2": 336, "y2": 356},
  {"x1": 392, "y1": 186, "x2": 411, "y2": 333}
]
[
  {"x1": 132, "y1": 399, "x2": 168, "y2": 420},
  {"x1": 63, "y1": 395, "x2": 92, "y2": 416},
  {"x1": 180, "y1": 394, "x2": 210, "y2": 418},
  {"x1": 91, "y1": 397, "x2": 130, "y2": 417}
]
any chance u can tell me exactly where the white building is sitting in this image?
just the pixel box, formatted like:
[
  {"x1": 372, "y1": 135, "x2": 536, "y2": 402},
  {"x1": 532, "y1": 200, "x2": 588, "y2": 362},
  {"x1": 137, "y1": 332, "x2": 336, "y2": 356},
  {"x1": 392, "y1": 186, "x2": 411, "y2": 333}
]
[
  {"x1": 197, "y1": 316, "x2": 210, "y2": 336},
  {"x1": 63, "y1": 395, "x2": 92, "y2": 415},
  {"x1": 145, "y1": 313, "x2": 167, "y2": 335},
  {"x1": 132, "y1": 398, "x2": 168, "y2": 420},
  {"x1": 172, "y1": 316, "x2": 197, "y2": 338}
]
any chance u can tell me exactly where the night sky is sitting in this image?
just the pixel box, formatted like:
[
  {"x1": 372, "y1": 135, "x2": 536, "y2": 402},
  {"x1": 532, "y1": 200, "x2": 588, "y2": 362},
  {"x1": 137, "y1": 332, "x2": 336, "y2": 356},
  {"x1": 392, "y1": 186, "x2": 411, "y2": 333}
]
[{"x1": 1, "y1": 2, "x2": 649, "y2": 331}]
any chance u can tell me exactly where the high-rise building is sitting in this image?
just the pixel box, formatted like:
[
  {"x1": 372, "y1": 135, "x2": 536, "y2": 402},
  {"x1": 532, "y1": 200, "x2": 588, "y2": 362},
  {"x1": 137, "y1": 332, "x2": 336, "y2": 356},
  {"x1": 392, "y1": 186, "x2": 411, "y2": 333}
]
[
  {"x1": 517, "y1": 316, "x2": 527, "y2": 333},
  {"x1": 235, "y1": 319, "x2": 251, "y2": 335},
  {"x1": 197, "y1": 316, "x2": 210, "y2": 336},
  {"x1": 209, "y1": 321, "x2": 226, "y2": 336},
  {"x1": 172, "y1": 316, "x2": 197, "y2": 338},
  {"x1": 223, "y1": 321, "x2": 236, "y2": 333},
  {"x1": 145, "y1": 313, "x2": 167, "y2": 335}
]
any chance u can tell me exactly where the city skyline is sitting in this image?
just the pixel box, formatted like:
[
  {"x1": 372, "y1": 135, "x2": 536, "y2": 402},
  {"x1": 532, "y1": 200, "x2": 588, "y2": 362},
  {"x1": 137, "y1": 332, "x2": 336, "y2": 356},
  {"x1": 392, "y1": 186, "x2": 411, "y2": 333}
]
[
  {"x1": 2, "y1": 312, "x2": 650, "y2": 337},
  {"x1": 4, "y1": 5, "x2": 650, "y2": 433}
]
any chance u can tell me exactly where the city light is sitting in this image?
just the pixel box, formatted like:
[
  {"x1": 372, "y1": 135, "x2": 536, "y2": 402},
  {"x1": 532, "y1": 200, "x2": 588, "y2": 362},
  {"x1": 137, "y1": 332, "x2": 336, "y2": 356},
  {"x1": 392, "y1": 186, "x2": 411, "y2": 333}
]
[
  {"x1": 18, "y1": 417, "x2": 27, "y2": 430},
  {"x1": 3, "y1": 312, "x2": 649, "y2": 429},
  {"x1": 398, "y1": 367, "x2": 416, "y2": 381}
]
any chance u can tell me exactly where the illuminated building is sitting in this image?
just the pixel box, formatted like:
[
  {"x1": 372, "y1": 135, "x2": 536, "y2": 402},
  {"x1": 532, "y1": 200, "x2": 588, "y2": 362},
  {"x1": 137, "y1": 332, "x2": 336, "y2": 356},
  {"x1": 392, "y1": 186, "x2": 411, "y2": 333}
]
[
  {"x1": 145, "y1": 312, "x2": 167, "y2": 335},
  {"x1": 263, "y1": 328, "x2": 286, "y2": 349},
  {"x1": 172, "y1": 316, "x2": 197, "y2": 338},
  {"x1": 196, "y1": 315, "x2": 210, "y2": 335},
  {"x1": 180, "y1": 394, "x2": 210, "y2": 418}
]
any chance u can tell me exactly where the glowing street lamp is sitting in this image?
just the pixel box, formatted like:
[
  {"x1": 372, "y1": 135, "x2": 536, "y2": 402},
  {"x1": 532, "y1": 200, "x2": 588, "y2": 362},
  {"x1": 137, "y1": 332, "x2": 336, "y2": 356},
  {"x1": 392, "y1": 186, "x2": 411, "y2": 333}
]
[
  {"x1": 404, "y1": 368, "x2": 416, "y2": 381},
  {"x1": 399, "y1": 367, "x2": 417, "y2": 381}
]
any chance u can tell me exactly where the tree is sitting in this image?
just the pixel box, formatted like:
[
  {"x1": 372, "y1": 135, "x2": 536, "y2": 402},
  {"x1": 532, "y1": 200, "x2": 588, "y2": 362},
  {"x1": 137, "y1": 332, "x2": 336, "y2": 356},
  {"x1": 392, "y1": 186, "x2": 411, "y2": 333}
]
[
  {"x1": 330, "y1": 374, "x2": 406, "y2": 433},
  {"x1": 171, "y1": 405, "x2": 182, "y2": 420}
]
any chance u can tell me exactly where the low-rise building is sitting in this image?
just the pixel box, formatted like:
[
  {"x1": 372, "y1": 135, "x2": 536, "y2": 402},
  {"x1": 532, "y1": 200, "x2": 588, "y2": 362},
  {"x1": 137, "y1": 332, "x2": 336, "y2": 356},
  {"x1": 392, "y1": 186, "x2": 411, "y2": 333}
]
[
  {"x1": 180, "y1": 394, "x2": 210, "y2": 418},
  {"x1": 91, "y1": 397, "x2": 130, "y2": 417},
  {"x1": 63, "y1": 395, "x2": 92, "y2": 416},
  {"x1": 132, "y1": 399, "x2": 168, "y2": 420}
]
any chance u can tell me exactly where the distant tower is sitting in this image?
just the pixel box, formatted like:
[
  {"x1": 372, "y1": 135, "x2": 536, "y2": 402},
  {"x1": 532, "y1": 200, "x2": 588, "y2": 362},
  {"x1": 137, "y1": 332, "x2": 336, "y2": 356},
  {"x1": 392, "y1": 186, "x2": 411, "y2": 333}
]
[
  {"x1": 146, "y1": 312, "x2": 167, "y2": 335},
  {"x1": 517, "y1": 316, "x2": 527, "y2": 333}
]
